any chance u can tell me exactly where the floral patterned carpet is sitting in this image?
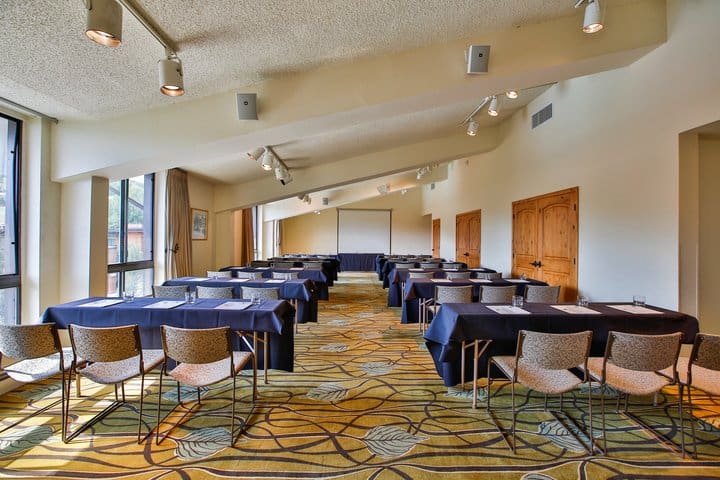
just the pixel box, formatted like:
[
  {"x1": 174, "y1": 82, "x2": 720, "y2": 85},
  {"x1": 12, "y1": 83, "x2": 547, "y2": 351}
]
[{"x1": 0, "y1": 272, "x2": 719, "y2": 479}]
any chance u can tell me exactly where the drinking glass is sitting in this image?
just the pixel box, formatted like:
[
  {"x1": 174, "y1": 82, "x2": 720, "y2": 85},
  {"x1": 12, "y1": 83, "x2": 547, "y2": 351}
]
[
  {"x1": 122, "y1": 291, "x2": 134, "y2": 302},
  {"x1": 251, "y1": 295, "x2": 261, "y2": 305},
  {"x1": 633, "y1": 295, "x2": 646, "y2": 306},
  {"x1": 576, "y1": 296, "x2": 589, "y2": 307},
  {"x1": 185, "y1": 291, "x2": 195, "y2": 304},
  {"x1": 512, "y1": 295, "x2": 524, "y2": 307}
]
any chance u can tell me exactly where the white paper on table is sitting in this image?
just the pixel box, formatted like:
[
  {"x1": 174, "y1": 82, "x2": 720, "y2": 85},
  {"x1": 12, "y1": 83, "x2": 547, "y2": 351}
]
[
  {"x1": 470, "y1": 279, "x2": 491, "y2": 283},
  {"x1": 551, "y1": 305, "x2": 601, "y2": 315},
  {"x1": 408, "y1": 268, "x2": 424, "y2": 272},
  {"x1": 228, "y1": 278, "x2": 249, "y2": 282},
  {"x1": 486, "y1": 305, "x2": 530, "y2": 315},
  {"x1": 431, "y1": 279, "x2": 451, "y2": 283},
  {"x1": 266, "y1": 279, "x2": 286, "y2": 283},
  {"x1": 607, "y1": 304, "x2": 663, "y2": 315},
  {"x1": 443, "y1": 268, "x2": 460, "y2": 271},
  {"x1": 289, "y1": 267, "x2": 304, "y2": 270},
  {"x1": 143, "y1": 300, "x2": 185, "y2": 309},
  {"x1": 188, "y1": 277, "x2": 209, "y2": 281},
  {"x1": 79, "y1": 299, "x2": 125, "y2": 308},
  {"x1": 505, "y1": 279, "x2": 530, "y2": 283},
  {"x1": 255, "y1": 267, "x2": 270, "y2": 270},
  {"x1": 214, "y1": 301, "x2": 252, "y2": 310}
]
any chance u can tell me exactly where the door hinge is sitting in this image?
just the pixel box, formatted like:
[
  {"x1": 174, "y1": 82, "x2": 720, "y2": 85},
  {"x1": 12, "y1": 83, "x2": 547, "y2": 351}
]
[
  {"x1": 573, "y1": 204, "x2": 577, "y2": 211},
  {"x1": 573, "y1": 258, "x2": 576, "y2": 265}
]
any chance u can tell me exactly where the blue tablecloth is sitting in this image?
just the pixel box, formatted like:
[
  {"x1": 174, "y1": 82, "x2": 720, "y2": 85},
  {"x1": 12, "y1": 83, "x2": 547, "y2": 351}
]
[
  {"x1": 165, "y1": 277, "x2": 318, "y2": 323},
  {"x1": 381, "y1": 262, "x2": 471, "y2": 287},
  {"x1": 221, "y1": 266, "x2": 332, "y2": 295},
  {"x1": 424, "y1": 302, "x2": 699, "y2": 387},
  {"x1": 42, "y1": 297, "x2": 295, "y2": 372},
  {"x1": 338, "y1": 253, "x2": 383, "y2": 271},
  {"x1": 386, "y1": 267, "x2": 494, "y2": 307},
  {"x1": 267, "y1": 257, "x2": 340, "y2": 283}
]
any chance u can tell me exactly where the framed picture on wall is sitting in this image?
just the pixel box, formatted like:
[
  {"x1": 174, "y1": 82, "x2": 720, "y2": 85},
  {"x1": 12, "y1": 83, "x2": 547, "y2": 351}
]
[{"x1": 191, "y1": 208, "x2": 208, "y2": 240}]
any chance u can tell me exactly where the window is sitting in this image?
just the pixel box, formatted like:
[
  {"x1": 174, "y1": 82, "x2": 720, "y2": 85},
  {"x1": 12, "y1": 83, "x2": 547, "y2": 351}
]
[
  {"x1": 107, "y1": 175, "x2": 154, "y2": 297},
  {"x1": 0, "y1": 114, "x2": 21, "y2": 325}
]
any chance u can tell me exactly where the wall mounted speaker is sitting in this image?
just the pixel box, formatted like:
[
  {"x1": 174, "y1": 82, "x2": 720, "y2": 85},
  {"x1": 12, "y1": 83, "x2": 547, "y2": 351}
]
[
  {"x1": 466, "y1": 45, "x2": 490, "y2": 74},
  {"x1": 322, "y1": 197, "x2": 329, "y2": 206},
  {"x1": 236, "y1": 93, "x2": 258, "y2": 120}
]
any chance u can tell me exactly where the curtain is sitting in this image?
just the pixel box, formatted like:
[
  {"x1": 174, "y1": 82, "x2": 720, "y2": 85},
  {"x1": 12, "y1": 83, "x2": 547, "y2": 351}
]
[
  {"x1": 239, "y1": 208, "x2": 254, "y2": 265},
  {"x1": 165, "y1": 168, "x2": 192, "y2": 278}
]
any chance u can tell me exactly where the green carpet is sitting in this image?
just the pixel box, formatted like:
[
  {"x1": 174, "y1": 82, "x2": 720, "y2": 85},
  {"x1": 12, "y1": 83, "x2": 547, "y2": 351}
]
[{"x1": 0, "y1": 272, "x2": 719, "y2": 479}]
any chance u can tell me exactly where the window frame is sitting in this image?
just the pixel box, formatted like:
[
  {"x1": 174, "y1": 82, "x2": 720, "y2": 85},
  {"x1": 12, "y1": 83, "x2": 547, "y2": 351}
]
[{"x1": 0, "y1": 112, "x2": 22, "y2": 324}]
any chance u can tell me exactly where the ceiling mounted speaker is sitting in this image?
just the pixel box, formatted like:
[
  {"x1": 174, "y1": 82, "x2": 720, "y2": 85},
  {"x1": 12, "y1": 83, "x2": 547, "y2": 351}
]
[
  {"x1": 236, "y1": 93, "x2": 258, "y2": 120},
  {"x1": 322, "y1": 197, "x2": 329, "y2": 206},
  {"x1": 466, "y1": 45, "x2": 490, "y2": 74}
]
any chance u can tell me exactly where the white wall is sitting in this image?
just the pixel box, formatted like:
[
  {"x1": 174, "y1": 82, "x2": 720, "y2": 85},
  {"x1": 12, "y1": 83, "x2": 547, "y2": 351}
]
[
  {"x1": 423, "y1": 0, "x2": 720, "y2": 316},
  {"x1": 279, "y1": 187, "x2": 431, "y2": 255},
  {"x1": 698, "y1": 137, "x2": 720, "y2": 334}
]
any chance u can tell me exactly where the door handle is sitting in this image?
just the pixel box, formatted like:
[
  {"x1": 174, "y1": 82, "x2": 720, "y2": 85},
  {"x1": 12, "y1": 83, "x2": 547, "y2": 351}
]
[
  {"x1": 530, "y1": 260, "x2": 542, "y2": 267},
  {"x1": 463, "y1": 252, "x2": 469, "y2": 256}
]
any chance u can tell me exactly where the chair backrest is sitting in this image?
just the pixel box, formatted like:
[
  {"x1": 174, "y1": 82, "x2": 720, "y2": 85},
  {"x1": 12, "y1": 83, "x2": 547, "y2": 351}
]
[
  {"x1": 441, "y1": 263, "x2": 463, "y2": 270},
  {"x1": 196, "y1": 286, "x2": 234, "y2": 299},
  {"x1": 272, "y1": 271, "x2": 298, "y2": 280},
  {"x1": 153, "y1": 285, "x2": 188, "y2": 298},
  {"x1": 434, "y1": 285, "x2": 473, "y2": 304},
  {"x1": 161, "y1": 325, "x2": 231, "y2": 365},
  {"x1": 303, "y1": 262, "x2": 323, "y2": 269},
  {"x1": 206, "y1": 270, "x2": 232, "y2": 278},
  {"x1": 235, "y1": 271, "x2": 263, "y2": 279},
  {"x1": 241, "y1": 286, "x2": 280, "y2": 300},
  {"x1": 689, "y1": 333, "x2": 720, "y2": 371},
  {"x1": 481, "y1": 272, "x2": 502, "y2": 280},
  {"x1": 480, "y1": 286, "x2": 516, "y2": 303},
  {"x1": 394, "y1": 262, "x2": 416, "y2": 269},
  {"x1": 272, "y1": 262, "x2": 295, "y2": 268},
  {"x1": 0, "y1": 323, "x2": 61, "y2": 361},
  {"x1": 419, "y1": 262, "x2": 440, "y2": 269},
  {"x1": 605, "y1": 331, "x2": 682, "y2": 372},
  {"x1": 69, "y1": 324, "x2": 141, "y2": 364},
  {"x1": 445, "y1": 271, "x2": 471, "y2": 280},
  {"x1": 524, "y1": 285, "x2": 560, "y2": 303},
  {"x1": 408, "y1": 271, "x2": 434, "y2": 279},
  {"x1": 250, "y1": 260, "x2": 271, "y2": 267},
  {"x1": 518, "y1": 330, "x2": 592, "y2": 370}
]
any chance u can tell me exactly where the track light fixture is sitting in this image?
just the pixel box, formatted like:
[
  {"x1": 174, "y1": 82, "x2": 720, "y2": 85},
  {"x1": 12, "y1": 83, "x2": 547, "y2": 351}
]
[
  {"x1": 158, "y1": 53, "x2": 185, "y2": 97},
  {"x1": 575, "y1": 0, "x2": 603, "y2": 34},
  {"x1": 487, "y1": 96, "x2": 499, "y2": 117},
  {"x1": 260, "y1": 148, "x2": 276, "y2": 171},
  {"x1": 505, "y1": 90, "x2": 519, "y2": 99},
  {"x1": 275, "y1": 165, "x2": 293, "y2": 185},
  {"x1": 85, "y1": 0, "x2": 123, "y2": 47},
  {"x1": 466, "y1": 119, "x2": 479, "y2": 136},
  {"x1": 416, "y1": 165, "x2": 435, "y2": 180},
  {"x1": 246, "y1": 147, "x2": 266, "y2": 162}
]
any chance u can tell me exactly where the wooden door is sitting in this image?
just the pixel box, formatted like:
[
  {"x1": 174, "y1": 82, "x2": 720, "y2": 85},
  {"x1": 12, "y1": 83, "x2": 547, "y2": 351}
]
[
  {"x1": 432, "y1": 219, "x2": 440, "y2": 258},
  {"x1": 512, "y1": 187, "x2": 578, "y2": 302},
  {"x1": 456, "y1": 210, "x2": 481, "y2": 268}
]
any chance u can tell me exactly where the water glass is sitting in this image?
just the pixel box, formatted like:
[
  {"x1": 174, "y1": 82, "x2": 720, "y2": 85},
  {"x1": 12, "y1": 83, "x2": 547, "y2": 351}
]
[
  {"x1": 511, "y1": 295, "x2": 524, "y2": 307},
  {"x1": 185, "y1": 291, "x2": 195, "y2": 304},
  {"x1": 251, "y1": 295, "x2": 261, "y2": 305},
  {"x1": 576, "y1": 296, "x2": 589, "y2": 307},
  {"x1": 122, "y1": 291, "x2": 134, "y2": 302},
  {"x1": 632, "y1": 295, "x2": 646, "y2": 306}
]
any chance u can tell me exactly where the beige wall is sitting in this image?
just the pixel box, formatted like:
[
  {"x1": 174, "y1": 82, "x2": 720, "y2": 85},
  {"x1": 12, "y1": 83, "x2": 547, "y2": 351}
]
[
  {"x1": 423, "y1": 0, "x2": 720, "y2": 319},
  {"x1": 698, "y1": 137, "x2": 720, "y2": 334},
  {"x1": 280, "y1": 187, "x2": 431, "y2": 255},
  {"x1": 187, "y1": 174, "x2": 215, "y2": 275}
]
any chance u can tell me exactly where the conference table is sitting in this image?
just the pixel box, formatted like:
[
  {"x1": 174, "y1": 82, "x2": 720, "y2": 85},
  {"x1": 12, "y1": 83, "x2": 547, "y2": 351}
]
[
  {"x1": 219, "y1": 267, "x2": 330, "y2": 300},
  {"x1": 338, "y1": 253, "x2": 383, "y2": 271},
  {"x1": 424, "y1": 302, "x2": 699, "y2": 387},
  {"x1": 386, "y1": 268, "x2": 496, "y2": 307},
  {"x1": 42, "y1": 297, "x2": 296, "y2": 372},
  {"x1": 400, "y1": 276, "x2": 547, "y2": 322},
  {"x1": 381, "y1": 262, "x2": 472, "y2": 288},
  {"x1": 164, "y1": 276, "x2": 319, "y2": 323},
  {"x1": 268, "y1": 256, "x2": 340, "y2": 284}
]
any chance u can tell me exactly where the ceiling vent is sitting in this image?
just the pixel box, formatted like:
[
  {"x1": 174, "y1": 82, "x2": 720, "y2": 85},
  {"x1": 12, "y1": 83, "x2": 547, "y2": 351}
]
[{"x1": 531, "y1": 104, "x2": 552, "y2": 129}]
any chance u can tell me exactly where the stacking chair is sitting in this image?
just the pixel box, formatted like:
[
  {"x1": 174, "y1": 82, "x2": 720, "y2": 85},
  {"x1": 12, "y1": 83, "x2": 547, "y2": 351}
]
[
  {"x1": 153, "y1": 285, "x2": 188, "y2": 298},
  {"x1": 196, "y1": 286, "x2": 234, "y2": 299},
  {"x1": 676, "y1": 333, "x2": 720, "y2": 458},
  {"x1": 585, "y1": 331, "x2": 682, "y2": 455},
  {"x1": 421, "y1": 285, "x2": 473, "y2": 332},
  {"x1": 408, "y1": 271, "x2": 434, "y2": 279},
  {"x1": 250, "y1": 260, "x2": 271, "y2": 267},
  {"x1": 206, "y1": 270, "x2": 232, "y2": 278},
  {"x1": 445, "y1": 271, "x2": 472, "y2": 280},
  {"x1": 303, "y1": 261, "x2": 323, "y2": 270},
  {"x1": 487, "y1": 330, "x2": 595, "y2": 454},
  {"x1": 156, "y1": 326, "x2": 257, "y2": 446},
  {"x1": 241, "y1": 287, "x2": 281, "y2": 381},
  {"x1": 524, "y1": 285, "x2": 560, "y2": 303},
  {"x1": 0, "y1": 323, "x2": 73, "y2": 437},
  {"x1": 419, "y1": 262, "x2": 440, "y2": 269},
  {"x1": 272, "y1": 271, "x2": 299, "y2": 280},
  {"x1": 441, "y1": 263, "x2": 463, "y2": 270},
  {"x1": 272, "y1": 261, "x2": 295, "y2": 268},
  {"x1": 235, "y1": 271, "x2": 263, "y2": 280},
  {"x1": 394, "y1": 262, "x2": 416, "y2": 269},
  {"x1": 477, "y1": 272, "x2": 502, "y2": 280},
  {"x1": 66, "y1": 324, "x2": 163, "y2": 443},
  {"x1": 480, "y1": 286, "x2": 516, "y2": 303}
]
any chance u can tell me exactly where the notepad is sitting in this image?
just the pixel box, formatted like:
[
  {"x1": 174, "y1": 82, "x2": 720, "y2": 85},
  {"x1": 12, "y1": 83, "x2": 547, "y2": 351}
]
[
  {"x1": 431, "y1": 279, "x2": 451, "y2": 283},
  {"x1": 289, "y1": 267, "x2": 303, "y2": 270},
  {"x1": 266, "y1": 279, "x2": 286, "y2": 283},
  {"x1": 505, "y1": 279, "x2": 530, "y2": 283},
  {"x1": 552, "y1": 305, "x2": 601, "y2": 315},
  {"x1": 255, "y1": 267, "x2": 270, "y2": 270},
  {"x1": 486, "y1": 305, "x2": 530, "y2": 315},
  {"x1": 188, "y1": 277, "x2": 209, "y2": 281},
  {"x1": 408, "y1": 268, "x2": 424, "y2": 272},
  {"x1": 607, "y1": 304, "x2": 662, "y2": 315},
  {"x1": 79, "y1": 299, "x2": 125, "y2": 308},
  {"x1": 470, "y1": 279, "x2": 491, "y2": 283},
  {"x1": 443, "y1": 268, "x2": 460, "y2": 271},
  {"x1": 214, "y1": 301, "x2": 252, "y2": 310},
  {"x1": 228, "y1": 278, "x2": 249, "y2": 282},
  {"x1": 143, "y1": 300, "x2": 185, "y2": 309}
]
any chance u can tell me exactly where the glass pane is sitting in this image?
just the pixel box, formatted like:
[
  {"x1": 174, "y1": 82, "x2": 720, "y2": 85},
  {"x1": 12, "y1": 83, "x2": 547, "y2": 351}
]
[
  {"x1": 107, "y1": 272, "x2": 120, "y2": 297},
  {"x1": 108, "y1": 180, "x2": 122, "y2": 264},
  {"x1": 126, "y1": 176, "x2": 152, "y2": 262},
  {"x1": 0, "y1": 116, "x2": 18, "y2": 275},
  {"x1": 0, "y1": 287, "x2": 18, "y2": 325},
  {"x1": 123, "y1": 268, "x2": 153, "y2": 298}
]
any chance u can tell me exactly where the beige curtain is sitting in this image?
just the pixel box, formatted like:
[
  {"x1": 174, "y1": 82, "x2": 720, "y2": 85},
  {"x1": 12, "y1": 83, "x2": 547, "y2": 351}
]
[
  {"x1": 165, "y1": 168, "x2": 192, "y2": 278},
  {"x1": 239, "y1": 208, "x2": 254, "y2": 265}
]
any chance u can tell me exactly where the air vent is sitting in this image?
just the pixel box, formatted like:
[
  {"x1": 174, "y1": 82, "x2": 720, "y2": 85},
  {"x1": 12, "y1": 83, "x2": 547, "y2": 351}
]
[{"x1": 531, "y1": 104, "x2": 552, "y2": 129}]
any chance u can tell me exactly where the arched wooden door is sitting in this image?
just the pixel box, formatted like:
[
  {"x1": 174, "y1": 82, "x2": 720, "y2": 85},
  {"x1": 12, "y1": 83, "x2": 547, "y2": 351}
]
[{"x1": 456, "y1": 210, "x2": 481, "y2": 267}]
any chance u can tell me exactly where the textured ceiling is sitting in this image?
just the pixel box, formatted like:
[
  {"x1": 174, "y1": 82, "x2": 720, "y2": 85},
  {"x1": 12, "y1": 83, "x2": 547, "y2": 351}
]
[{"x1": 1, "y1": 0, "x2": 614, "y2": 120}]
